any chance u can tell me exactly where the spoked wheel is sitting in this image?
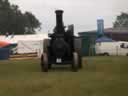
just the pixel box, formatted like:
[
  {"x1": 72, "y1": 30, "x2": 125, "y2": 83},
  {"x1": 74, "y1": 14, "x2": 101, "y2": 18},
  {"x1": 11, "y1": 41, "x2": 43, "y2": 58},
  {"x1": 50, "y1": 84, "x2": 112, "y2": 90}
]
[
  {"x1": 41, "y1": 53, "x2": 48, "y2": 72},
  {"x1": 72, "y1": 52, "x2": 79, "y2": 72}
]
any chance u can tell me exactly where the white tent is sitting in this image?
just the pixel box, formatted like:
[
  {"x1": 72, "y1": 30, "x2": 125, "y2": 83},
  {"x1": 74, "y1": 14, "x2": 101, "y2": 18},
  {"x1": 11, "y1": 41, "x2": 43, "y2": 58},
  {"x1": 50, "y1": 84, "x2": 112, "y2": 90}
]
[
  {"x1": 17, "y1": 40, "x2": 44, "y2": 57},
  {"x1": 0, "y1": 34, "x2": 48, "y2": 57}
]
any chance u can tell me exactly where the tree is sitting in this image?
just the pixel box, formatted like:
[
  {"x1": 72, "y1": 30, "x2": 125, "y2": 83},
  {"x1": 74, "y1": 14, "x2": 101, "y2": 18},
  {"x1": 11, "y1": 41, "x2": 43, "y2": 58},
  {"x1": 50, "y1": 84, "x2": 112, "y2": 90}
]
[
  {"x1": 114, "y1": 12, "x2": 128, "y2": 28},
  {"x1": 0, "y1": 0, "x2": 41, "y2": 35},
  {"x1": 24, "y1": 12, "x2": 41, "y2": 34}
]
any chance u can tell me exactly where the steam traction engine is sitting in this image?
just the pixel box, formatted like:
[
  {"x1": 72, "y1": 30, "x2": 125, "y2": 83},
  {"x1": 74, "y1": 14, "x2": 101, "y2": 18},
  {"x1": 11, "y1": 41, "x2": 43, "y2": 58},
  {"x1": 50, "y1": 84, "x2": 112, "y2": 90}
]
[{"x1": 41, "y1": 10, "x2": 82, "y2": 72}]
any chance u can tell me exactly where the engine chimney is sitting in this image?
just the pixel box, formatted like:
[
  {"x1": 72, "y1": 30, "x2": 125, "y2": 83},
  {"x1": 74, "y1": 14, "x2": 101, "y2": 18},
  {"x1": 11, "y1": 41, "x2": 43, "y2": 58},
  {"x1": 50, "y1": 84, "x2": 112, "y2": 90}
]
[{"x1": 55, "y1": 10, "x2": 65, "y2": 33}]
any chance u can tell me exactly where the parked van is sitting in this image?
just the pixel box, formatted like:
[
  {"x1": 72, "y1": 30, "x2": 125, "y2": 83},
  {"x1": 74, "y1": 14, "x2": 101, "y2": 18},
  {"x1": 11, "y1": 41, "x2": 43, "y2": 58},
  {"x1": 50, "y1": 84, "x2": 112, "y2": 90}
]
[{"x1": 95, "y1": 41, "x2": 128, "y2": 56}]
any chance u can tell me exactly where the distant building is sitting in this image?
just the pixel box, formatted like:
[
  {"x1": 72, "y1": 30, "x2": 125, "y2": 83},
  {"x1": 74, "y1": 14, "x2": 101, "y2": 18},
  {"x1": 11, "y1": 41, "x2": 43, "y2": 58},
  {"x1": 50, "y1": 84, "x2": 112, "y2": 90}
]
[
  {"x1": 79, "y1": 27, "x2": 128, "y2": 41},
  {"x1": 78, "y1": 27, "x2": 128, "y2": 56}
]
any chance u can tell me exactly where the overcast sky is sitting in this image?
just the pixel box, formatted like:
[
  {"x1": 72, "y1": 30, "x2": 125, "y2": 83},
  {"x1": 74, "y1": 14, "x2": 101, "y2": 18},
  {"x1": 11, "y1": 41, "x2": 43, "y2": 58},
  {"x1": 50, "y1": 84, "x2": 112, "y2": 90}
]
[{"x1": 10, "y1": 0, "x2": 128, "y2": 34}]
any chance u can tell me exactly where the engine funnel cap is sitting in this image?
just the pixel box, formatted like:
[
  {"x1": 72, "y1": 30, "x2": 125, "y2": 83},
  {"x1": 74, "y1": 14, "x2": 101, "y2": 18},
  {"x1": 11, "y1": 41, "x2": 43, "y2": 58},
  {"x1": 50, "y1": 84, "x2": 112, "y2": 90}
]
[{"x1": 55, "y1": 10, "x2": 64, "y2": 14}]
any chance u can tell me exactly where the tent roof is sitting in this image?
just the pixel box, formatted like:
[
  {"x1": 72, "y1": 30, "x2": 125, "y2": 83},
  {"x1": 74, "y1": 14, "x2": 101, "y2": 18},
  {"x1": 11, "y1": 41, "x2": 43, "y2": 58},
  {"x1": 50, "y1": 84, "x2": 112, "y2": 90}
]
[
  {"x1": 96, "y1": 36, "x2": 115, "y2": 42},
  {"x1": 0, "y1": 34, "x2": 48, "y2": 44}
]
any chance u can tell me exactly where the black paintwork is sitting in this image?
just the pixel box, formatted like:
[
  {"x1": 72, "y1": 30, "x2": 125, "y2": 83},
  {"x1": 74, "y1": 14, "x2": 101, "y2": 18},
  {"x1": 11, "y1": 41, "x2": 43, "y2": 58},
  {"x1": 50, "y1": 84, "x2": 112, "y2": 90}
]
[{"x1": 48, "y1": 10, "x2": 74, "y2": 64}]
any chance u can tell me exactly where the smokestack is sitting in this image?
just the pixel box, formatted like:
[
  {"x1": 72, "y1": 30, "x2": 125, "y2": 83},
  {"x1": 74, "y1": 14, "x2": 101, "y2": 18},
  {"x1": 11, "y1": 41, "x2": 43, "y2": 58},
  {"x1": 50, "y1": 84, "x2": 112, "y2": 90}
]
[{"x1": 55, "y1": 10, "x2": 64, "y2": 33}]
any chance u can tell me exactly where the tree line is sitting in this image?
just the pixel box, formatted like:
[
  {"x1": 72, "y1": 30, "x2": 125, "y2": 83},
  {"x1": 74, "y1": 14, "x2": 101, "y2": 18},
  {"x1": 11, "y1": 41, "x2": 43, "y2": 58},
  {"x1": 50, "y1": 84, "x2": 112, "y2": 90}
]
[
  {"x1": 0, "y1": 0, "x2": 41, "y2": 35},
  {"x1": 114, "y1": 12, "x2": 128, "y2": 28},
  {"x1": 0, "y1": 0, "x2": 128, "y2": 35}
]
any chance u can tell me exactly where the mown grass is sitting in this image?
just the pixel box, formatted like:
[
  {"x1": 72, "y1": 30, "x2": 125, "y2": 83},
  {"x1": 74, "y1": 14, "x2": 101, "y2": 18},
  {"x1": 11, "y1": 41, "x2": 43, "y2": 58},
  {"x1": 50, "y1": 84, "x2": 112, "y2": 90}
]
[{"x1": 0, "y1": 56, "x2": 127, "y2": 96}]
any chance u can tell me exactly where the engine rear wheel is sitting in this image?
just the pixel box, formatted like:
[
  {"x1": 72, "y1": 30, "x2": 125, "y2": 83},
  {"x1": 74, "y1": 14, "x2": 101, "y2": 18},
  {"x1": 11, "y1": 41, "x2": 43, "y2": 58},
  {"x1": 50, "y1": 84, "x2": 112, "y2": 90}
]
[
  {"x1": 43, "y1": 39, "x2": 50, "y2": 53},
  {"x1": 41, "y1": 53, "x2": 48, "y2": 72},
  {"x1": 72, "y1": 52, "x2": 79, "y2": 72}
]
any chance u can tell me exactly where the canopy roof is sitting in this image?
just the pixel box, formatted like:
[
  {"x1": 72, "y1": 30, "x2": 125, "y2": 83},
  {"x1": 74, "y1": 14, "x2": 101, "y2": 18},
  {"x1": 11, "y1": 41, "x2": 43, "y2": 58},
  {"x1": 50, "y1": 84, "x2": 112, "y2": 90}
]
[
  {"x1": 0, "y1": 34, "x2": 48, "y2": 44},
  {"x1": 96, "y1": 36, "x2": 115, "y2": 42}
]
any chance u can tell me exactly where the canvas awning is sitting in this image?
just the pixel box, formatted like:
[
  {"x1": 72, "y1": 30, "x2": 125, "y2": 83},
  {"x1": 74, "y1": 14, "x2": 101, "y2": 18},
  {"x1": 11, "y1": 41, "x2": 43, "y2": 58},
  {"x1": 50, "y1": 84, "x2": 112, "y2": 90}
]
[
  {"x1": 0, "y1": 41, "x2": 10, "y2": 48},
  {"x1": 96, "y1": 36, "x2": 115, "y2": 42}
]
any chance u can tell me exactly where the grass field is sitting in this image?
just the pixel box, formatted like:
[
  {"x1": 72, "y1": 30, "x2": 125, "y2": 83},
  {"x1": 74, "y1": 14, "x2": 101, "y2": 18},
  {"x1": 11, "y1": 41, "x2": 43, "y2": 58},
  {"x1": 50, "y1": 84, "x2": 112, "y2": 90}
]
[{"x1": 0, "y1": 56, "x2": 128, "y2": 96}]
